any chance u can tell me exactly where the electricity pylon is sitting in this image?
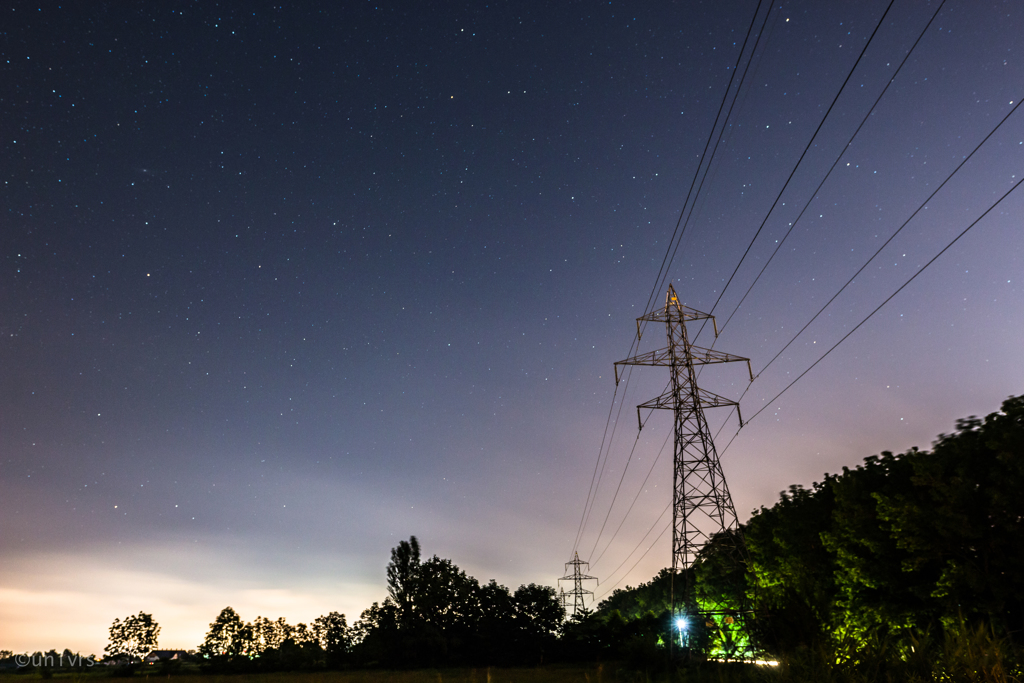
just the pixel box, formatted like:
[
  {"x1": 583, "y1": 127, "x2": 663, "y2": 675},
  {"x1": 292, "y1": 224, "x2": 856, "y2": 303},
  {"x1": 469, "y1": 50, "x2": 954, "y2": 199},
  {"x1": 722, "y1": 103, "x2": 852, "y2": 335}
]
[
  {"x1": 614, "y1": 284, "x2": 753, "y2": 654},
  {"x1": 558, "y1": 552, "x2": 597, "y2": 618}
]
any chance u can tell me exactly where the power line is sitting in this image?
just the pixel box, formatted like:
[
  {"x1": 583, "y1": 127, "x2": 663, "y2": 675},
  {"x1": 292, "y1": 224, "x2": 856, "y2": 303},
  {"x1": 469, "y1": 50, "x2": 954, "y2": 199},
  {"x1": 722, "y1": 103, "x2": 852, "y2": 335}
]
[
  {"x1": 648, "y1": 1, "x2": 774, "y2": 304},
  {"x1": 595, "y1": 501, "x2": 672, "y2": 598},
  {"x1": 746, "y1": 171, "x2": 1024, "y2": 425},
  {"x1": 571, "y1": 1, "x2": 768, "y2": 563},
  {"x1": 572, "y1": 363, "x2": 645, "y2": 559},
  {"x1": 691, "y1": 0, "x2": 948, "y2": 407},
  {"x1": 692, "y1": 0, "x2": 897, "y2": 346},
  {"x1": 579, "y1": 0, "x2": 873, "y2": 587},
  {"x1": 586, "y1": 432, "x2": 643, "y2": 561},
  {"x1": 711, "y1": 90, "x2": 1023, "y2": 453},
  {"x1": 570, "y1": 373, "x2": 627, "y2": 558},
  {"x1": 665, "y1": 3, "x2": 785, "y2": 275},
  {"x1": 753, "y1": 95, "x2": 1024, "y2": 382},
  {"x1": 714, "y1": 0, "x2": 949, "y2": 340},
  {"x1": 641, "y1": 0, "x2": 769, "y2": 344},
  {"x1": 585, "y1": 3, "x2": 1016, "y2": 598},
  {"x1": 590, "y1": 428, "x2": 672, "y2": 569}
]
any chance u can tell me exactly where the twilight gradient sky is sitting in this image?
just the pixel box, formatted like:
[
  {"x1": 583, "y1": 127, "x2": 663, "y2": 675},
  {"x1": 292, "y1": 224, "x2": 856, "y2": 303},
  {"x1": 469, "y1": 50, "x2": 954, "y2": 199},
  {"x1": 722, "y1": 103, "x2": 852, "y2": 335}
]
[{"x1": 2, "y1": 0, "x2": 1022, "y2": 654}]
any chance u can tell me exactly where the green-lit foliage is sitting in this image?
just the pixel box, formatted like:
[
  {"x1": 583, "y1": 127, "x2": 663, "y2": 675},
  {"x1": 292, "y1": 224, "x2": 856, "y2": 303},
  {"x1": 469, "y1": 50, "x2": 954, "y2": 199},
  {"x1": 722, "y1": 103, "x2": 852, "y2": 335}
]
[
  {"x1": 756, "y1": 394, "x2": 1024, "y2": 658},
  {"x1": 742, "y1": 479, "x2": 838, "y2": 653},
  {"x1": 875, "y1": 396, "x2": 1024, "y2": 637},
  {"x1": 597, "y1": 394, "x2": 1024, "y2": 680},
  {"x1": 822, "y1": 449, "x2": 925, "y2": 641}
]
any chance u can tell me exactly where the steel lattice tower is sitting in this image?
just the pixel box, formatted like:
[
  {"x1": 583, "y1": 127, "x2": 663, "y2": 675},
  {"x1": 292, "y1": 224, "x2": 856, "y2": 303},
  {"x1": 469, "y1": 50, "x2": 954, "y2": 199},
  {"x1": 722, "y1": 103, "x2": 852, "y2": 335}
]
[
  {"x1": 558, "y1": 552, "x2": 597, "y2": 617},
  {"x1": 615, "y1": 285, "x2": 752, "y2": 639}
]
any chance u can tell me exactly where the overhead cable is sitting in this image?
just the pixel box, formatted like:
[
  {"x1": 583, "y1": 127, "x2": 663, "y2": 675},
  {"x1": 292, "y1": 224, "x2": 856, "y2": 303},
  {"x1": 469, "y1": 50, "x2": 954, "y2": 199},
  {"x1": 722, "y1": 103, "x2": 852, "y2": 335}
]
[
  {"x1": 715, "y1": 0, "x2": 949, "y2": 340},
  {"x1": 745, "y1": 170, "x2": 1024, "y2": 425},
  {"x1": 692, "y1": 0, "x2": 897, "y2": 346}
]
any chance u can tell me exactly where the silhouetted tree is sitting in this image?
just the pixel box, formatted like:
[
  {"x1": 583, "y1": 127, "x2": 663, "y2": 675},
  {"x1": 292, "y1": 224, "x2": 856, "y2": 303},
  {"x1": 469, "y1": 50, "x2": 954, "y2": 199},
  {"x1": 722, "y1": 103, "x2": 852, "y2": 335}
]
[
  {"x1": 105, "y1": 612, "x2": 160, "y2": 663},
  {"x1": 248, "y1": 616, "x2": 280, "y2": 655},
  {"x1": 513, "y1": 583, "x2": 564, "y2": 664},
  {"x1": 351, "y1": 600, "x2": 400, "y2": 666},
  {"x1": 360, "y1": 538, "x2": 562, "y2": 667},
  {"x1": 387, "y1": 535, "x2": 421, "y2": 626},
  {"x1": 595, "y1": 568, "x2": 673, "y2": 621},
  {"x1": 199, "y1": 607, "x2": 248, "y2": 659},
  {"x1": 313, "y1": 611, "x2": 351, "y2": 667}
]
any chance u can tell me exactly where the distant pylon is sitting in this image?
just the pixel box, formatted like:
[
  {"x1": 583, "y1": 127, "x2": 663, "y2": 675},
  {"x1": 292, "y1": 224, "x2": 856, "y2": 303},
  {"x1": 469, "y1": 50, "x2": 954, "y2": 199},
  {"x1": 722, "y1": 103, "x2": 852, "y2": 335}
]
[
  {"x1": 558, "y1": 552, "x2": 597, "y2": 618},
  {"x1": 615, "y1": 285, "x2": 754, "y2": 651}
]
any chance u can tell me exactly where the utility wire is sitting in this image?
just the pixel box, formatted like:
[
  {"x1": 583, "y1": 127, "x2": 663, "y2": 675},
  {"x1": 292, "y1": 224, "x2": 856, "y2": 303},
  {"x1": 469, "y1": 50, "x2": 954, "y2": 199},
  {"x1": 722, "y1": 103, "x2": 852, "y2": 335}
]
[
  {"x1": 695, "y1": 0, "x2": 947, "y2": 393},
  {"x1": 602, "y1": 2, "x2": 928, "y2": 594},
  {"x1": 717, "y1": 0, "x2": 949, "y2": 340},
  {"x1": 596, "y1": 501, "x2": 672, "y2": 598},
  {"x1": 690, "y1": 0, "x2": 900, "y2": 391},
  {"x1": 588, "y1": 3, "x2": 773, "y2": 567},
  {"x1": 581, "y1": 0, "x2": 775, "y2": 581},
  {"x1": 569, "y1": 381, "x2": 622, "y2": 557},
  {"x1": 589, "y1": 1, "x2": 1011, "y2": 595},
  {"x1": 692, "y1": 0, "x2": 897, "y2": 346},
  {"x1": 590, "y1": 428, "x2": 673, "y2": 569},
  {"x1": 639, "y1": 0, "x2": 768, "y2": 346},
  {"x1": 649, "y1": 0, "x2": 773, "y2": 305},
  {"x1": 586, "y1": 1, "x2": 931, "y2": 598},
  {"x1": 666, "y1": 3, "x2": 784, "y2": 279},
  {"x1": 714, "y1": 95, "x2": 1024, "y2": 458},
  {"x1": 754, "y1": 95, "x2": 1024, "y2": 382},
  {"x1": 572, "y1": 363, "x2": 642, "y2": 558},
  {"x1": 586, "y1": 431, "x2": 643, "y2": 561},
  {"x1": 711, "y1": 89, "x2": 1020, "y2": 450},
  {"x1": 571, "y1": 0, "x2": 768, "y2": 563},
  {"x1": 746, "y1": 171, "x2": 1024, "y2": 425},
  {"x1": 692, "y1": 0, "x2": 922, "y2": 395}
]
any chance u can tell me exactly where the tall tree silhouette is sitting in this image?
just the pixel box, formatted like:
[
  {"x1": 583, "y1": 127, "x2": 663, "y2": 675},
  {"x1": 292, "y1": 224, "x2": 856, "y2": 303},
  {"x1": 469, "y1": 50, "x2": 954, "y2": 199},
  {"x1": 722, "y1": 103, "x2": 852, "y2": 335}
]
[{"x1": 387, "y1": 535, "x2": 421, "y2": 624}]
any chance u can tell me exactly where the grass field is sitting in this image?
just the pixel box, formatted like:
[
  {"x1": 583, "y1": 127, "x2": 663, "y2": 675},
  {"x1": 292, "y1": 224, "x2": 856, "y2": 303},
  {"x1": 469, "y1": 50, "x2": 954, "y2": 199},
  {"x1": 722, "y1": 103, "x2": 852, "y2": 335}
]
[
  {"x1": 0, "y1": 663, "x2": 779, "y2": 683},
  {"x1": 0, "y1": 668, "x2": 633, "y2": 683},
  {"x1": 149, "y1": 669, "x2": 623, "y2": 683}
]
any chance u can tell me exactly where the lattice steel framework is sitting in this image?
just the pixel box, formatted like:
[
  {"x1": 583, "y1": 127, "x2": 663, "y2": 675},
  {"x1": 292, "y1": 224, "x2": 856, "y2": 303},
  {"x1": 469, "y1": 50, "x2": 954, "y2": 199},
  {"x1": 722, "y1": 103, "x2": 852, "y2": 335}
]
[
  {"x1": 614, "y1": 285, "x2": 752, "y2": 614},
  {"x1": 558, "y1": 552, "x2": 597, "y2": 617}
]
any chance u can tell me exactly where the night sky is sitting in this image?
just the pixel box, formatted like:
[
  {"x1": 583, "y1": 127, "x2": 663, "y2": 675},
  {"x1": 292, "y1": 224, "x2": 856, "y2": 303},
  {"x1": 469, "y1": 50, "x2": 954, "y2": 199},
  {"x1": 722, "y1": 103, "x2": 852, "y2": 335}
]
[{"x1": 2, "y1": 1, "x2": 1022, "y2": 654}]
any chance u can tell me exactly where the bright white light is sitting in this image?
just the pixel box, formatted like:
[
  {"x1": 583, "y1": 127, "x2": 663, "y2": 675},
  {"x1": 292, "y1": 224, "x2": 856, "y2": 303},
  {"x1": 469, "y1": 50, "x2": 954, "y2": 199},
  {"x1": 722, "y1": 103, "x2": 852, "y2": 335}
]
[{"x1": 676, "y1": 618, "x2": 687, "y2": 631}]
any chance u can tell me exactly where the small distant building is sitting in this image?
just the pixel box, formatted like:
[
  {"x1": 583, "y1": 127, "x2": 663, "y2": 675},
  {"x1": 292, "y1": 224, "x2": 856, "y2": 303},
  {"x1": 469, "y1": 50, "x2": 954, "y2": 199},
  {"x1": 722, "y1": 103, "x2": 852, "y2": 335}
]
[{"x1": 144, "y1": 650, "x2": 189, "y2": 664}]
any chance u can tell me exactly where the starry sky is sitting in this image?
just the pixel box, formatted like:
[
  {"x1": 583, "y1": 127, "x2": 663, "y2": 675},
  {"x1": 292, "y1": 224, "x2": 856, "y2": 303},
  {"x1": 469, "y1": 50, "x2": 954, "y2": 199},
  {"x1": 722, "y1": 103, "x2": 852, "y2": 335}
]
[{"x1": 2, "y1": 0, "x2": 1022, "y2": 654}]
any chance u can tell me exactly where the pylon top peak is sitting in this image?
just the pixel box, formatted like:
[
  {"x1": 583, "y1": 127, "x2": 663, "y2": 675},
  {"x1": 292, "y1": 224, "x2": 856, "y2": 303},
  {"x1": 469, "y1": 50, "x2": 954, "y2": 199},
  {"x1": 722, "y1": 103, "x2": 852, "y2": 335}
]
[
  {"x1": 634, "y1": 284, "x2": 716, "y2": 338},
  {"x1": 667, "y1": 283, "x2": 680, "y2": 306}
]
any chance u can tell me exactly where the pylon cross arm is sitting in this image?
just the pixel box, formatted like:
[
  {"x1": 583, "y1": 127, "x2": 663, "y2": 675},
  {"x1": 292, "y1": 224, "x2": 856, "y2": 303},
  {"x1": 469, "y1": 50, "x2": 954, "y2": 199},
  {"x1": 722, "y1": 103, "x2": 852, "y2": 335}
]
[
  {"x1": 634, "y1": 387, "x2": 742, "y2": 430},
  {"x1": 689, "y1": 345, "x2": 755, "y2": 381},
  {"x1": 638, "y1": 386, "x2": 739, "y2": 412},
  {"x1": 614, "y1": 346, "x2": 752, "y2": 383},
  {"x1": 637, "y1": 307, "x2": 711, "y2": 325}
]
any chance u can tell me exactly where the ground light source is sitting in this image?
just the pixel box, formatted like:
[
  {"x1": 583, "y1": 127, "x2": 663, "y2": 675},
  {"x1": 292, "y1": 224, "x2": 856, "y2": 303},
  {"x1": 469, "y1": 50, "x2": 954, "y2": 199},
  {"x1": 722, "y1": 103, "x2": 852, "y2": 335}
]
[{"x1": 676, "y1": 616, "x2": 687, "y2": 647}]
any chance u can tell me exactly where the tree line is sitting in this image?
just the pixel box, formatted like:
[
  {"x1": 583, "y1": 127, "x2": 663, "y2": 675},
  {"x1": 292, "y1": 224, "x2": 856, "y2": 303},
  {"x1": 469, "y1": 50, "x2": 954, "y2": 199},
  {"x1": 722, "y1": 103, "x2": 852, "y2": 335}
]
[
  {"x1": 99, "y1": 537, "x2": 565, "y2": 671},
  {"x1": 583, "y1": 394, "x2": 1024, "y2": 678}
]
